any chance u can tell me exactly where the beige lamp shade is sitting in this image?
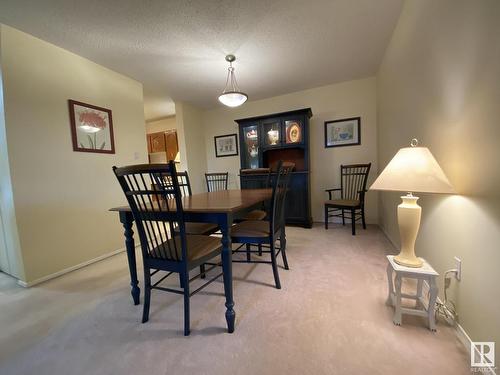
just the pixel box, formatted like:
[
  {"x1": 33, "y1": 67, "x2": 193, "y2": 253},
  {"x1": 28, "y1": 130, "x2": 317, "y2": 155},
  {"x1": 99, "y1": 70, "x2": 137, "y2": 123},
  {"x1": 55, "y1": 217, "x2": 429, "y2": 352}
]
[{"x1": 370, "y1": 146, "x2": 455, "y2": 194}]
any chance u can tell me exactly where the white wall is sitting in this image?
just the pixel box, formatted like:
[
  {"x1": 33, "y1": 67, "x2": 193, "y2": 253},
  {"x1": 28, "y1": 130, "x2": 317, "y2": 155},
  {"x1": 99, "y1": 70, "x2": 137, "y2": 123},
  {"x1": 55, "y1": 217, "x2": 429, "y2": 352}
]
[
  {"x1": 202, "y1": 77, "x2": 379, "y2": 223},
  {"x1": 145, "y1": 116, "x2": 176, "y2": 134},
  {"x1": 0, "y1": 25, "x2": 148, "y2": 284},
  {"x1": 377, "y1": 0, "x2": 500, "y2": 356}
]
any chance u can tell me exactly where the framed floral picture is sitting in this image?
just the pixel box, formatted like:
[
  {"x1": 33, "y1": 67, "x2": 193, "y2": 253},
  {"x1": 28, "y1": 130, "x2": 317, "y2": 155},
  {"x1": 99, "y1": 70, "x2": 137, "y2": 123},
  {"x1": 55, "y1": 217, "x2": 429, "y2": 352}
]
[
  {"x1": 68, "y1": 100, "x2": 115, "y2": 154},
  {"x1": 324, "y1": 117, "x2": 361, "y2": 148},
  {"x1": 214, "y1": 133, "x2": 238, "y2": 157}
]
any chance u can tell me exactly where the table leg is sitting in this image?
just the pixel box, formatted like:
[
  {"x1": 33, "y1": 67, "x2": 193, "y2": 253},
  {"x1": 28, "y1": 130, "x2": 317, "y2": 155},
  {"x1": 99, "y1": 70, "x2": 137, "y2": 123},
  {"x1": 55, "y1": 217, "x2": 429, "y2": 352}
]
[
  {"x1": 428, "y1": 277, "x2": 438, "y2": 331},
  {"x1": 393, "y1": 274, "x2": 402, "y2": 326},
  {"x1": 386, "y1": 263, "x2": 394, "y2": 306},
  {"x1": 219, "y1": 214, "x2": 235, "y2": 333},
  {"x1": 119, "y1": 211, "x2": 140, "y2": 305}
]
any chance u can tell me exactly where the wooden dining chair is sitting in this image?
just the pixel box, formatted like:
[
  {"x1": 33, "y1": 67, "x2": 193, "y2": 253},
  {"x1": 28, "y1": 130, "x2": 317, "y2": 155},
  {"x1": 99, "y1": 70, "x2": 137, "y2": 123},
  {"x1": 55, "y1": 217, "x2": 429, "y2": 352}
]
[
  {"x1": 160, "y1": 171, "x2": 219, "y2": 237},
  {"x1": 324, "y1": 163, "x2": 371, "y2": 235},
  {"x1": 113, "y1": 161, "x2": 223, "y2": 336},
  {"x1": 205, "y1": 172, "x2": 229, "y2": 192},
  {"x1": 241, "y1": 168, "x2": 273, "y2": 221},
  {"x1": 231, "y1": 161, "x2": 294, "y2": 289}
]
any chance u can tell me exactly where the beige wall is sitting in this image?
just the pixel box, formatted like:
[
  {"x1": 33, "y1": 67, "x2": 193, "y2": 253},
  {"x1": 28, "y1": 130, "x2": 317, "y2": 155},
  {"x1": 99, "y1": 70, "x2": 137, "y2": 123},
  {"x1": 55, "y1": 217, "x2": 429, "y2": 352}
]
[
  {"x1": 0, "y1": 25, "x2": 148, "y2": 284},
  {"x1": 377, "y1": 0, "x2": 500, "y2": 355},
  {"x1": 175, "y1": 102, "x2": 207, "y2": 193},
  {"x1": 202, "y1": 77, "x2": 379, "y2": 222},
  {"x1": 145, "y1": 116, "x2": 176, "y2": 134}
]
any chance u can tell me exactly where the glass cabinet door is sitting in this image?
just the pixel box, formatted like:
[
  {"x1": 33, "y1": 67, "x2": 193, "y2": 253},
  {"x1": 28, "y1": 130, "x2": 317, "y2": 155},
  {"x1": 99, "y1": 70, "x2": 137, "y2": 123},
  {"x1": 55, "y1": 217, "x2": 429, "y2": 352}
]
[
  {"x1": 262, "y1": 119, "x2": 282, "y2": 147},
  {"x1": 242, "y1": 125, "x2": 260, "y2": 169},
  {"x1": 284, "y1": 118, "x2": 304, "y2": 145}
]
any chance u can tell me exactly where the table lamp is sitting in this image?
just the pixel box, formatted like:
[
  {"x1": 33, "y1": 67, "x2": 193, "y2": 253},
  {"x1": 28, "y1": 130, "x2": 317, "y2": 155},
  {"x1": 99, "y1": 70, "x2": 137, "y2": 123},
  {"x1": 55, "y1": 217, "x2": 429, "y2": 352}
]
[{"x1": 370, "y1": 139, "x2": 455, "y2": 268}]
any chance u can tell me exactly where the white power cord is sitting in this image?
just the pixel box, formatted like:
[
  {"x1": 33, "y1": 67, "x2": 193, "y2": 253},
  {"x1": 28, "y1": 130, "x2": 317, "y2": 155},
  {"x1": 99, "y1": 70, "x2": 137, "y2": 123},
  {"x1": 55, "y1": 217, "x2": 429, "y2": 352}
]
[{"x1": 434, "y1": 269, "x2": 458, "y2": 325}]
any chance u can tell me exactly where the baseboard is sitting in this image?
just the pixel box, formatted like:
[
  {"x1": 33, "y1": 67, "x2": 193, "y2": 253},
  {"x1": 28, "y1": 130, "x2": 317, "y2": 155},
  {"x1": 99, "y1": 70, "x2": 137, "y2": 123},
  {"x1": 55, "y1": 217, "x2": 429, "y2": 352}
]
[{"x1": 17, "y1": 247, "x2": 128, "y2": 288}]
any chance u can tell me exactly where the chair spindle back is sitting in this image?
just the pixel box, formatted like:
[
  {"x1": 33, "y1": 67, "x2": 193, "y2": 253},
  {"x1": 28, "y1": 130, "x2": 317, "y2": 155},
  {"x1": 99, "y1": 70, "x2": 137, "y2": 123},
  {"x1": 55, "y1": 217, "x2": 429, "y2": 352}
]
[
  {"x1": 270, "y1": 161, "x2": 294, "y2": 235},
  {"x1": 340, "y1": 163, "x2": 372, "y2": 201},
  {"x1": 159, "y1": 171, "x2": 193, "y2": 197},
  {"x1": 205, "y1": 172, "x2": 229, "y2": 192},
  {"x1": 113, "y1": 162, "x2": 188, "y2": 262}
]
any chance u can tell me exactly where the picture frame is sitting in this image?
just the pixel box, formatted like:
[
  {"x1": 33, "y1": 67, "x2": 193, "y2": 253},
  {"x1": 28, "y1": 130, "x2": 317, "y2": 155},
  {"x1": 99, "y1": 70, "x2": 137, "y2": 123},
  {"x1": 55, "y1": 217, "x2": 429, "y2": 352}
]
[
  {"x1": 214, "y1": 133, "x2": 239, "y2": 157},
  {"x1": 324, "y1": 117, "x2": 361, "y2": 148},
  {"x1": 68, "y1": 99, "x2": 115, "y2": 154}
]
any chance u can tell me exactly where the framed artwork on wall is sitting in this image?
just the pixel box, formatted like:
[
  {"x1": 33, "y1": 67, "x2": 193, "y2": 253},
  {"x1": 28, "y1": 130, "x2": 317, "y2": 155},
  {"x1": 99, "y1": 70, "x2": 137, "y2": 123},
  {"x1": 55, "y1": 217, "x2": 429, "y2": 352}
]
[
  {"x1": 214, "y1": 133, "x2": 239, "y2": 157},
  {"x1": 324, "y1": 117, "x2": 361, "y2": 148},
  {"x1": 68, "y1": 99, "x2": 115, "y2": 154}
]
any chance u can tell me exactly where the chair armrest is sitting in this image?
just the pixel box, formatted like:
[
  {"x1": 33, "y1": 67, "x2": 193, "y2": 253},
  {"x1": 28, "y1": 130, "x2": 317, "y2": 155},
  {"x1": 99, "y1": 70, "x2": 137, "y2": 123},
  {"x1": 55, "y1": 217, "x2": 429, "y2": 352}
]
[{"x1": 325, "y1": 188, "x2": 341, "y2": 200}]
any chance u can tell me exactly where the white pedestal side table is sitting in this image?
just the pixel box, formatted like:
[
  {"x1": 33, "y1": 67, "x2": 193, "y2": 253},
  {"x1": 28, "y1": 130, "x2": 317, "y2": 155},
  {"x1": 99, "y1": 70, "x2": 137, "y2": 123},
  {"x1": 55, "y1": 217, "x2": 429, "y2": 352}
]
[{"x1": 386, "y1": 255, "x2": 439, "y2": 331}]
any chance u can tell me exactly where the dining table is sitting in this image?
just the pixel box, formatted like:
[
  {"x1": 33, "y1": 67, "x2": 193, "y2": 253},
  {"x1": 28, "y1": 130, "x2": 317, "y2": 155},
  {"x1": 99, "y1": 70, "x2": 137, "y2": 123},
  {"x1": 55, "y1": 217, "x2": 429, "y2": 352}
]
[{"x1": 110, "y1": 188, "x2": 272, "y2": 333}]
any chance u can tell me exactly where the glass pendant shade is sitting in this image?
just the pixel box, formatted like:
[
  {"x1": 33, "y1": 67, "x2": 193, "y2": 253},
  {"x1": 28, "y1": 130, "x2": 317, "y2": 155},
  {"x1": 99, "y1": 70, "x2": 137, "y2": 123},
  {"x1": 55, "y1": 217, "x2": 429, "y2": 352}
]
[
  {"x1": 218, "y1": 91, "x2": 248, "y2": 107},
  {"x1": 218, "y1": 55, "x2": 248, "y2": 108}
]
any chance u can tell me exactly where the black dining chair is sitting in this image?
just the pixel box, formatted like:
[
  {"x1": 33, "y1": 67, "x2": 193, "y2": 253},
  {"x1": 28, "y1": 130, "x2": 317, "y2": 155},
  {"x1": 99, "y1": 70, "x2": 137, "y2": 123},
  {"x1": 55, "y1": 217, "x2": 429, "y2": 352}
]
[
  {"x1": 205, "y1": 172, "x2": 229, "y2": 192},
  {"x1": 240, "y1": 168, "x2": 273, "y2": 221},
  {"x1": 230, "y1": 161, "x2": 294, "y2": 289},
  {"x1": 324, "y1": 163, "x2": 371, "y2": 235},
  {"x1": 113, "y1": 162, "x2": 223, "y2": 336},
  {"x1": 160, "y1": 171, "x2": 219, "y2": 236}
]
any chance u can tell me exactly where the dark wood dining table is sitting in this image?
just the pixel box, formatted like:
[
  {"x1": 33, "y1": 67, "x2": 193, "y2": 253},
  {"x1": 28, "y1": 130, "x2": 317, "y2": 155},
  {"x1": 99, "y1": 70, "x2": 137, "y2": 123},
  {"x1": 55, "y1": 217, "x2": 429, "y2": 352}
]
[{"x1": 110, "y1": 188, "x2": 272, "y2": 333}]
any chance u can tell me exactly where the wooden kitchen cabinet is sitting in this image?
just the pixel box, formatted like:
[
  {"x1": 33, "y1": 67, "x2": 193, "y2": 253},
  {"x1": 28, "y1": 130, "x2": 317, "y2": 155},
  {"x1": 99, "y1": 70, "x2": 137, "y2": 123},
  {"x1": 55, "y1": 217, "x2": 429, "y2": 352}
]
[
  {"x1": 147, "y1": 130, "x2": 179, "y2": 162},
  {"x1": 148, "y1": 132, "x2": 167, "y2": 153}
]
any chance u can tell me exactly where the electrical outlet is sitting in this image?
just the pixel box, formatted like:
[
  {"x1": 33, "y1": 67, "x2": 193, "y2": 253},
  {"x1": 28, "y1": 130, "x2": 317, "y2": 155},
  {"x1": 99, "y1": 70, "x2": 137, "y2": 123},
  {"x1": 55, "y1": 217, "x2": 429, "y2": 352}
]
[{"x1": 454, "y1": 256, "x2": 462, "y2": 281}]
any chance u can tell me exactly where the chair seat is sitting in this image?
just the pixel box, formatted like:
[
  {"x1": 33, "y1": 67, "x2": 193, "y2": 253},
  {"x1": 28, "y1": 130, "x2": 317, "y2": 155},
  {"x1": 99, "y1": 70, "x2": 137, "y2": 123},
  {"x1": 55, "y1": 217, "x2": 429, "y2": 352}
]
[
  {"x1": 175, "y1": 222, "x2": 219, "y2": 235},
  {"x1": 150, "y1": 235, "x2": 221, "y2": 262},
  {"x1": 325, "y1": 199, "x2": 361, "y2": 208},
  {"x1": 243, "y1": 209, "x2": 267, "y2": 221},
  {"x1": 231, "y1": 220, "x2": 270, "y2": 238}
]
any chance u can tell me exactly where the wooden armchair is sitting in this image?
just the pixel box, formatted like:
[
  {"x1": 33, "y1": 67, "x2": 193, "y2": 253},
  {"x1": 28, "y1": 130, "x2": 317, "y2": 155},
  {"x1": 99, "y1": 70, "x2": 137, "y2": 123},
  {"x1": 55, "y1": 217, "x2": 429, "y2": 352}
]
[{"x1": 324, "y1": 163, "x2": 371, "y2": 235}]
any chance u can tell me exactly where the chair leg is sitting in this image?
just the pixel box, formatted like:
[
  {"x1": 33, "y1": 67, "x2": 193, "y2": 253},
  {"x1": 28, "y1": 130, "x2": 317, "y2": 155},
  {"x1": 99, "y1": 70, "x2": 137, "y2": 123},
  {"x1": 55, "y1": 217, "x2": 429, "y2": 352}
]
[
  {"x1": 200, "y1": 264, "x2": 206, "y2": 279},
  {"x1": 324, "y1": 205, "x2": 328, "y2": 229},
  {"x1": 342, "y1": 209, "x2": 345, "y2": 226},
  {"x1": 246, "y1": 244, "x2": 251, "y2": 262},
  {"x1": 362, "y1": 208, "x2": 367, "y2": 229},
  {"x1": 280, "y1": 239, "x2": 289, "y2": 271},
  {"x1": 142, "y1": 269, "x2": 151, "y2": 323},
  {"x1": 182, "y1": 271, "x2": 190, "y2": 336},
  {"x1": 258, "y1": 244, "x2": 263, "y2": 256},
  {"x1": 351, "y1": 208, "x2": 356, "y2": 235},
  {"x1": 270, "y1": 242, "x2": 281, "y2": 289},
  {"x1": 179, "y1": 274, "x2": 185, "y2": 288}
]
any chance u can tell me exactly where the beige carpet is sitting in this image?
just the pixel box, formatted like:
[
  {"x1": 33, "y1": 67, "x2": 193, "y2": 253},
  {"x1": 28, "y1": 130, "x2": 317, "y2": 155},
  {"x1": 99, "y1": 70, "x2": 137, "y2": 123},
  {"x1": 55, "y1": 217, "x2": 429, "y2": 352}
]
[{"x1": 0, "y1": 225, "x2": 469, "y2": 375}]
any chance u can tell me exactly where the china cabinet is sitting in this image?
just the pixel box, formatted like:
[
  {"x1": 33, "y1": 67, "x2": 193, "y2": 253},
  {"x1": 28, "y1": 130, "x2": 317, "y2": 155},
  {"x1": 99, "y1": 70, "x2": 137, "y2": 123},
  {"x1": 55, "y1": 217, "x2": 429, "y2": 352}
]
[{"x1": 236, "y1": 108, "x2": 312, "y2": 228}]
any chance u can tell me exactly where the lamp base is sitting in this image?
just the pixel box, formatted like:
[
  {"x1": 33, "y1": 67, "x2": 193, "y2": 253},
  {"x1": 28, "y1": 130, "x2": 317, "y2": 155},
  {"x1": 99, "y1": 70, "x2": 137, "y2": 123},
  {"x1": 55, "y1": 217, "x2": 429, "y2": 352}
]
[
  {"x1": 395, "y1": 194, "x2": 423, "y2": 268},
  {"x1": 394, "y1": 254, "x2": 423, "y2": 268}
]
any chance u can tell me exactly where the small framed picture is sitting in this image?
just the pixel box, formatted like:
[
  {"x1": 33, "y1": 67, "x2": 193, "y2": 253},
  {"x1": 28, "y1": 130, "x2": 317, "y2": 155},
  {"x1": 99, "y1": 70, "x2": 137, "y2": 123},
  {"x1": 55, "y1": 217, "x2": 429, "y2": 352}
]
[
  {"x1": 68, "y1": 100, "x2": 115, "y2": 154},
  {"x1": 214, "y1": 133, "x2": 238, "y2": 157},
  {"x1": 324, "y1": 117, "x2": 361, "y2": 148}
]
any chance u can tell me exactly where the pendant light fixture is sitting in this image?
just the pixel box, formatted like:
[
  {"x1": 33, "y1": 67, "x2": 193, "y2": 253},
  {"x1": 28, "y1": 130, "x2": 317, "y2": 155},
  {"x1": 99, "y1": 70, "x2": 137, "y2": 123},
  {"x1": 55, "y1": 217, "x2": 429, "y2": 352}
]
[{"x1": 218, "y1": 54, "x2": 248, "y2": 107}]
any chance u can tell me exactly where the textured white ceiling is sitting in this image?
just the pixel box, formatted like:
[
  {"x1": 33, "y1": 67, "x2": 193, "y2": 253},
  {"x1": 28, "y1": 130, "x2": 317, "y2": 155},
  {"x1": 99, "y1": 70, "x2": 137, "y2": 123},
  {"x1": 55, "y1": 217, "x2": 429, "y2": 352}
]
[{"x1": 0, "y1": 0, "x2": 403, "y2": 120}]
